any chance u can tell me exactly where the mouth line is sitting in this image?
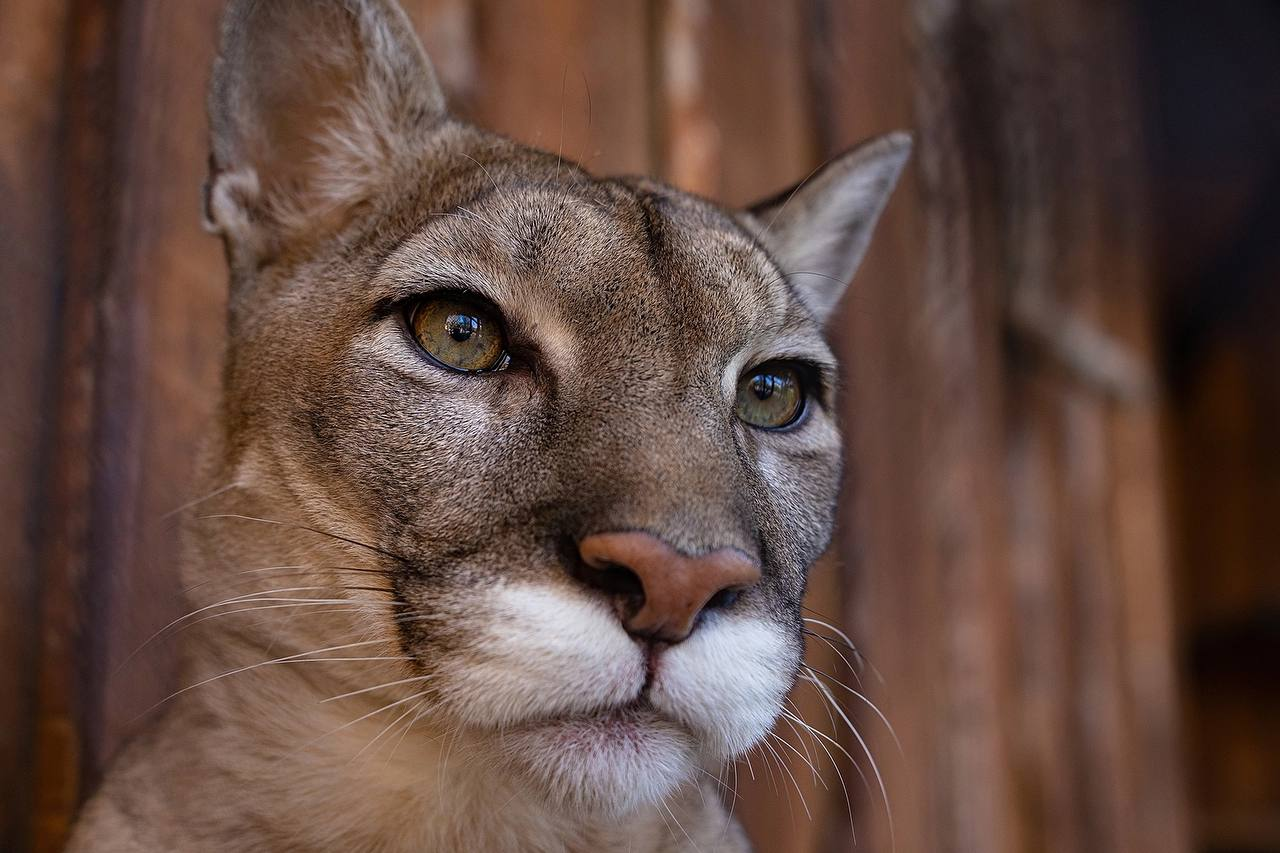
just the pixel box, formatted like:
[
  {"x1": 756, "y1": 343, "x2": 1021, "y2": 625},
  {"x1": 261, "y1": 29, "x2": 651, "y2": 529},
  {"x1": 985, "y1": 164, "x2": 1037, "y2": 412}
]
[{"x1": 512, "y1": 694, "x2": 656, "y2": 734}]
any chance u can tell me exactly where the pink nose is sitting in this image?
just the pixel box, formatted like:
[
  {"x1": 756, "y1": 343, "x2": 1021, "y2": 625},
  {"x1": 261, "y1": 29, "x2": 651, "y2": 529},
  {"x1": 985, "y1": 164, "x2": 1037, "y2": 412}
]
[{"x1": 576, "y1": 531, "x2": 761, "y2": 642}]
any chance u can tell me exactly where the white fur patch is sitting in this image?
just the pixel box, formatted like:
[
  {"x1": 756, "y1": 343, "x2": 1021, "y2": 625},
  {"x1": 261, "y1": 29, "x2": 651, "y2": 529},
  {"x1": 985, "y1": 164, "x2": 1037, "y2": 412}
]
[
  {"x1": 501, "y1": 709, "x2": 697, "y2": 818},
  {"x1": 438, "y1": 583, "x2": 645, "y2": 728},
  {"x1": 649, "y1": 612, "x2": 795, "y2": 758},
  {"x1": 435, "y1": 582, "x2": 794, "y2": 818}
]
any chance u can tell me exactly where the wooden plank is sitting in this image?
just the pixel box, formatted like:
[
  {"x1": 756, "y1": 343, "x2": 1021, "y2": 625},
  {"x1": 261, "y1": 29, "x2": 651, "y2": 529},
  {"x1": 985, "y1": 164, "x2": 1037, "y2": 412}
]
[
  {"x1": 466, "y1": 0, "x2": 652, "y2": 177},
  {"x1": 403, "y1": 0, "x2": 480, "y2": 108},
  {"x1": 0, "y1": 2, "x2": 72, "y2": 849},
  {"x1": 1032, "y1": 4, "x2": 1187, "y2": 850},
  {"x1": 816, "y1": 1, "x2": 1023, "y2": 850},
  {"x1": 28, "y1": 8, "x2": 229, "y2": 851},
  {"x1": 815, "y1": 2, "x2": 1189, "y2": 852},
  {"x1": 85, "y1": 0, "x2": 229, "y2": 770},
  {"x1": 28, "y1": 2, "x2": 122, "y2": 849},
  {"x1": 656, "y1": 0, "x2": 813, "y2": 204}
]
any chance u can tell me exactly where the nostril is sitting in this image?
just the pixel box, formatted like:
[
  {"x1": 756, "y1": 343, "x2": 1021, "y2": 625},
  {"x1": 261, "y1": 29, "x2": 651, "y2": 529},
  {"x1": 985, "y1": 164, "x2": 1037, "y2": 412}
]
[
  {"x1": 704, "y1": 586, "x2": 742, "y2": 611},
  {"x1": 581, "y1": 560, "x2": 645, "y2": 598}
]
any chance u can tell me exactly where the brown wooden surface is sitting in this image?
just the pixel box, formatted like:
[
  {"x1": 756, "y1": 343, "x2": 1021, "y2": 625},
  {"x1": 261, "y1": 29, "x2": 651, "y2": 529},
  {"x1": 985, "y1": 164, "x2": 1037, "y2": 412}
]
[
  {"x1": 0, "y1": 2, "x2": 73, "y2": 850},
  {"x1": 825, "y1": 3, "x2": 1190, "y2": 851},
  {"x1": 0, "y1": 2, "x2": 1197, "y2": 852}
]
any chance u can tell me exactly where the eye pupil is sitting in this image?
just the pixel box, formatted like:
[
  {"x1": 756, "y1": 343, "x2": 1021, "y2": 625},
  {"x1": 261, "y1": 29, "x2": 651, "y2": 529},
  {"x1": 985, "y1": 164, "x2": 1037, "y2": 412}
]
[
  {"x1": 751, "y1": 374, "x2": 776, "y2": 401},
  {"x1": 446, "y1": 313, "x2": 478, "y2": 342}
]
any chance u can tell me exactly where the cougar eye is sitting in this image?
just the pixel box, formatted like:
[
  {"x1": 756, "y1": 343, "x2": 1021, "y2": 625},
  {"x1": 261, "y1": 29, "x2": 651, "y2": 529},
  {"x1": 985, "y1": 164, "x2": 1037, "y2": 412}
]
[
  {"x1": 735, "y1": 362, "x2": 806, "y2": 430},
  {"x1": 408, "y1": 294, "x2": 509, "y2": 373}
]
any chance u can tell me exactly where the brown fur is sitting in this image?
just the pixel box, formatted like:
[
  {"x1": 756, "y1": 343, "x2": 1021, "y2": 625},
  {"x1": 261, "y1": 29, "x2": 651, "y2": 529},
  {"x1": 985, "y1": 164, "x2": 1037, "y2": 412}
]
[{"x1": 67, "y1": 1, "x2": 909, "y2": 850}]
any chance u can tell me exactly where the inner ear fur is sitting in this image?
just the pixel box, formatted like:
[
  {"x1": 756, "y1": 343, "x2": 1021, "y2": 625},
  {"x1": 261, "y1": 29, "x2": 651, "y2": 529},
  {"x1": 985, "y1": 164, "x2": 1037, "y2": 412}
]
[
  {"x1": 206, "y1": 0, "x2": 447, "y2": 266},
  {"x1": 744, "y1": 132, "x2": 912, "y2": 325}
]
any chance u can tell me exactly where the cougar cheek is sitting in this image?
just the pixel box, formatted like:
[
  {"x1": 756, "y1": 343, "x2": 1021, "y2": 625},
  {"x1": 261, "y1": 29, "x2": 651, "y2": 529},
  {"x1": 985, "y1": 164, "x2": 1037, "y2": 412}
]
[
  {"x1": 434, "y1": 583, "x2": 646, "y2": 727},
  {"x1": 648, "y1": 614, "x2": 798, "y2": 758}
]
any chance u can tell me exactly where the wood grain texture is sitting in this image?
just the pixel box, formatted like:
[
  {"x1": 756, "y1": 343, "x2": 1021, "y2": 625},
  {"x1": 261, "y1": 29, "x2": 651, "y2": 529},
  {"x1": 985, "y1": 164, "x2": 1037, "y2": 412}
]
[
  {"x1": 468, "y1": 0, "x2": 653, "y2": 176},
  {"x1": 26, "y1": 3, "x2": 125, "y2": 850},
  {"x1": 86, "y1": 0, "x2": 228, "y2": 768},
  {"x1": 0, "y1": 2, "x2": 72, "y2": 849},
  {"x1": 822, "y1": 2, "x2": 1188, "y2": 852}
]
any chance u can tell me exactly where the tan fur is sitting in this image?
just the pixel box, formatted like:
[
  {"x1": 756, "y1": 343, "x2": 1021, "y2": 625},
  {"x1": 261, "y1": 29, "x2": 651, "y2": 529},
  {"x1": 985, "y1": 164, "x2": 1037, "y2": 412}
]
[{"x1": 68, "y1": 1, "x2": 908, "y2": 850}]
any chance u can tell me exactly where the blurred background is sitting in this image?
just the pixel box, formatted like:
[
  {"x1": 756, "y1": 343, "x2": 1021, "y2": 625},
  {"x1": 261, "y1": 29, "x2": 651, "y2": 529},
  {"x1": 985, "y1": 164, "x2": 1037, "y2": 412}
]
[{"x1": 1, "y1": 1, "x2": 1277, "y2": 851}]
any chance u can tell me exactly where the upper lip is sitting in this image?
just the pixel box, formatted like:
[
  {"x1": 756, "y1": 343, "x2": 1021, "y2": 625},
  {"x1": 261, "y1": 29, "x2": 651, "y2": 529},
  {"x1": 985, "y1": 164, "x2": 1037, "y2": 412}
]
[{"x1": 641, "y1": 643, "x2": 662, "y2": 693}]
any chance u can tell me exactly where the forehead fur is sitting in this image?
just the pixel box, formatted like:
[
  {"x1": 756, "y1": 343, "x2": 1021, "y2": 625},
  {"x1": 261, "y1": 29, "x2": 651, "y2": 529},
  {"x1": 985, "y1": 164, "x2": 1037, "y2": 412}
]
[{"x1": 343, "y1": 131, "x2": 836, "y2": 373}]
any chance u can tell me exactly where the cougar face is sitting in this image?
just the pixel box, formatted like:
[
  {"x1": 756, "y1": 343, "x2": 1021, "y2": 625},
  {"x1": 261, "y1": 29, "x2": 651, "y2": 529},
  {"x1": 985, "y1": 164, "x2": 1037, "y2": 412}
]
[
  {"x1": 256, "y1": 167, "x2": 844, "y2": 813},
  {"x1": 181, "y1": 0, "x2": 907, "y2": 838}
]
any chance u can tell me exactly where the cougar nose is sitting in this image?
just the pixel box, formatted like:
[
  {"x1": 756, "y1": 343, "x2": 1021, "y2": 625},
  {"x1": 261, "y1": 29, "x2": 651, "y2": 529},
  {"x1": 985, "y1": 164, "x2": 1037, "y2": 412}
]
[{"x1": 576, "y1": 531, "x2": 761, "y2": 643}]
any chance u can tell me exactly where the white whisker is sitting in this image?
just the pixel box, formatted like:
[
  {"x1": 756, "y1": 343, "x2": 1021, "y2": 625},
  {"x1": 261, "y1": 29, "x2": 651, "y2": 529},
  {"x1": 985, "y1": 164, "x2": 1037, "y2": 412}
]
[
  {"x1": 802, "y1": 670, "x2": 895, "y2": 851},
  {"x1": 322, "y1": 674, "x2": 434, "y2": 704},
  {"x1": 783, "y1": 707, "x2": 857, "y2": 842},
  {"x1": 303, "y1": 691, "x2": 430, "y2": 752},
  {"x1": 160, "y1": 482, "x2": 238, "y2": 520},
  {"x1": 805, "y1": 664, "x2": 903, "y2": 757}
]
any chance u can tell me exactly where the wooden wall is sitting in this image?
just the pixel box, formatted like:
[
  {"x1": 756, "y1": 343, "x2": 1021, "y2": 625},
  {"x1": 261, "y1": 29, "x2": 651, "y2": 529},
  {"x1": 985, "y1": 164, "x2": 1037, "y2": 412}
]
[{"x1": 0, "y1": 2, "x2": 1189, "y2": 852}]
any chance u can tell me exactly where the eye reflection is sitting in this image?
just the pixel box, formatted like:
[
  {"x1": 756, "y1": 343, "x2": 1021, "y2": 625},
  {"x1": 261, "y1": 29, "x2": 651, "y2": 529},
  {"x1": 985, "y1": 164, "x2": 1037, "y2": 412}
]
[{"x1": 446, "y1": 313, "x2": 479, "y2": 342}]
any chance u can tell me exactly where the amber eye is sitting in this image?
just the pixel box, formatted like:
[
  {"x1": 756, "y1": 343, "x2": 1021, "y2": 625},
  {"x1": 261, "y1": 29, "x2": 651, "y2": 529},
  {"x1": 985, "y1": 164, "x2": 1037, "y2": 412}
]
[
  {"x1": 408, "y1": 294, "x2": 508, "y2": 373},
  {"x1": 735, "y1": 363, "x2": 805, "y2": 429}
]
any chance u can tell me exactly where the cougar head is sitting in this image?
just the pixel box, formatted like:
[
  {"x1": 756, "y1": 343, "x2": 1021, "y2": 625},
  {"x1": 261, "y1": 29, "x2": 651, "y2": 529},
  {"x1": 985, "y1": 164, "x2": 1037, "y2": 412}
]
[{"x1": 201, "y1": 0, "x2": 908, "y2": 819}]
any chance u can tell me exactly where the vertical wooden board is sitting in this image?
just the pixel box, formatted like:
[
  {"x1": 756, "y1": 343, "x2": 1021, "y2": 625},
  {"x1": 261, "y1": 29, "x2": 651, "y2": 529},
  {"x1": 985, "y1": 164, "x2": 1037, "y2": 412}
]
[
  {"x1": 805, "y1": 5, "x2": 930, "y2": 847},
  {"x1": 86, "y1": 0, "x2": 228, "y2": 775},
  {"x1": 1032, "y1": 3, "x2": 1186, "y2": 850},
  {"x1": 811, "y1": 1, "x2": 1188, "y2": 852},
  {"x1": 466, "y1": 0, "x2": 651, "y2": 177},
  {"x1": 820, "y1": 1, "x2": 1030, "y2": 852},
  {"x1": 402, "y1": 0, "x2": 480, "y2": 108},
  {"x1": 1004, "y1": 369, "x2": 1082, "y2": 853},
  {"x1": 996, "y1": 5, "x2": 1135, "y2": 849},
  {"x1": 0, "y1": 2, "x2": 72, "y2": 848},
  {"x1": 657, "y1": 0, "x2": 813, "y2": 204},
  {"x1": 1075, "y1": 10, "x2": 1188, "y2": 851},
  {"x1": 28, "y1": 2, "x2": 128, "y2": 848}
]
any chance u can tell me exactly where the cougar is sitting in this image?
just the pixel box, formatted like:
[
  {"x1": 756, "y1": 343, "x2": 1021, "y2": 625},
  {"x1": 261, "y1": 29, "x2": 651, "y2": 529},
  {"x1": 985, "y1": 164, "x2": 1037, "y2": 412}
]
[{"x1": 67, "y1": 0, "x2": 908, "y2": 850}]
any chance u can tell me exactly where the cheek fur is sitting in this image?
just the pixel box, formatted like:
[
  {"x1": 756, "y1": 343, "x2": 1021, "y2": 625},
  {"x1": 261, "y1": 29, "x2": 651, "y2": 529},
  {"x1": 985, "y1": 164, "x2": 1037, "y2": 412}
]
[
  {"x1": 649, "y1": 612, "x2": 799, "y2": 758},
  {"x1": 432, "y1": 582, "x2": 646, "y2": 727}
]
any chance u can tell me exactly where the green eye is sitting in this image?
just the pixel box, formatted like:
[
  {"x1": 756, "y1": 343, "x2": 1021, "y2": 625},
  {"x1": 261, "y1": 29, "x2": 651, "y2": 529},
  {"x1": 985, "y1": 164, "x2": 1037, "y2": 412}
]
[
  {"x1": 408, "y1": 294, "x2": 508, "y2": 373},
  {"x1": 735, "y1": 363, "x2": 806, "y2": 429}
]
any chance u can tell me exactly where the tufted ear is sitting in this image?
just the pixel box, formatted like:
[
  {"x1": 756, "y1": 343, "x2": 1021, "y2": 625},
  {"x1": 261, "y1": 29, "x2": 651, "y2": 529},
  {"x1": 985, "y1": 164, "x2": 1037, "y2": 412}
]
[
  {"x1": 205, "y1": 0, "x2": 446, "y2": 267},
  {"x1": 744, "y1": 132, "x2": 912, "y2": 324}
]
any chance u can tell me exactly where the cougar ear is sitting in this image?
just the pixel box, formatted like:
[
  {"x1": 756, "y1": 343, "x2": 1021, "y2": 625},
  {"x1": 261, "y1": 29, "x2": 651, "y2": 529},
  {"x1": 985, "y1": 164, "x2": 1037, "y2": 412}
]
[
  {"x1": 206, "y1": 0, "x2": 446, "y2": 266},
  {"x1": 745, "y1": 132, "x2": 912, "y2": 324}
]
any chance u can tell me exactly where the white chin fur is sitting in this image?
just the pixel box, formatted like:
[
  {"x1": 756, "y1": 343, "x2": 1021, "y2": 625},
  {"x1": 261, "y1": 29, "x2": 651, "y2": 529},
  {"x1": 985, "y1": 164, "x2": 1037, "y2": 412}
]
[{"x1": 501, "y1": 708, "x2": 698, "y2": 818}]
